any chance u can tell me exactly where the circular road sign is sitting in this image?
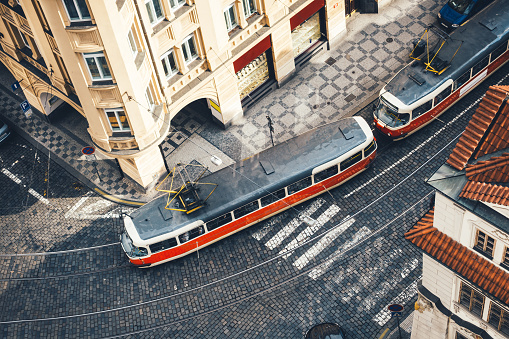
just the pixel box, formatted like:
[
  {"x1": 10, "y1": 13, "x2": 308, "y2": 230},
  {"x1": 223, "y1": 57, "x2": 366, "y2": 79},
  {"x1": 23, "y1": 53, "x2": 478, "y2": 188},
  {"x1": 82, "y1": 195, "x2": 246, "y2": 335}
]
[
  {"x1": 82, "y1": 146, "x2": 95, "y2": 155},
  {"x1": 388, "y1": 304, "x2": 404, "y2": 317}
]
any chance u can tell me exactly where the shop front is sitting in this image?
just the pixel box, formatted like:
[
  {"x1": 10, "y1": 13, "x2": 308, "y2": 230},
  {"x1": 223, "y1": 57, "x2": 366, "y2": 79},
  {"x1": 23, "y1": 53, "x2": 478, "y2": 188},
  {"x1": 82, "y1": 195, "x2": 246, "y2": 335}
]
[
  {"x1": 234, "y1": 36, "x2": 276, "y2": 110},
  {"x1": 291, "y1": 0, "x2": 327, "y2": 71}
]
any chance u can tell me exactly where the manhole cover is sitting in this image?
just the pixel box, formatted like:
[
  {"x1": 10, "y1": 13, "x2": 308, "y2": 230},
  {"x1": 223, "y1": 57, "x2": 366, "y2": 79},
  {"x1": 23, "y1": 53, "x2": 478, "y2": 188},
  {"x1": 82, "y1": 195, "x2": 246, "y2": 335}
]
[
  {"x1": 325, "y1": 57, "x2": 336, "y2": 66},
  {"x1": 386, "y1": 37, "x2": 393, "y2": 43},
  {"x1": 345, "y1": 94, "x2": 357, "y2": 102}
]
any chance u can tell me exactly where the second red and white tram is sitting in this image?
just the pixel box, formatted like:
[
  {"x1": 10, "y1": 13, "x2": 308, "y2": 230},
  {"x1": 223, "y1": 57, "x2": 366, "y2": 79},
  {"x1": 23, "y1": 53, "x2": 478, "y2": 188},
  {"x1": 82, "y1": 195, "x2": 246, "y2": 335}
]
[
  {"x1": 121, "y1": 117, "x2": 376, "y2": 267},
  {"x1": 374, "y1": 0, "x2": 509, "y2": 140}
]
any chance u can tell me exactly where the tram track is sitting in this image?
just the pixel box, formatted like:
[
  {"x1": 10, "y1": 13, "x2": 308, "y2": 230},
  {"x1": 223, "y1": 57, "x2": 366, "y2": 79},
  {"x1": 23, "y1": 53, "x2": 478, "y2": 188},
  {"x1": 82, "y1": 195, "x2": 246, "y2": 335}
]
[{"x1": 2, "y1": 58, "x2": 508, "y2": 338}]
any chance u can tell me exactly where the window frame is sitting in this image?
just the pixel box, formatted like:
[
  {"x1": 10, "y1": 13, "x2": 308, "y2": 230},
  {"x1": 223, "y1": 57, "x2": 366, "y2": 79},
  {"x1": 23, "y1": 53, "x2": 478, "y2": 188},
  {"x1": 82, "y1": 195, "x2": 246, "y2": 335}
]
[
  {"x1": 145, "y1": 85, "x2": 155, "y2": 110},
  {"x1": 488, "y1": 302, "x2": 509, "y2": 335},
  {"x1": 127, "y1": 27, "x2": 139, "y2": 57},
  {"x1": 105, "y1": 108, "x2": 131, "y2": 132},
  {"x1": 206, "y1": 212, "x2": 233, "y2": 231},
  {"x1": 340, "y1": 151, "x2": 362, "y2": 171},
  {"x1": 145, "y1": 0, "x2": 164, "y2": 25},
  {"x1": 459, "y1": 281, "x2": 485, "y2": 317},
  {"x1": 17, "y1": 28, "x2": 31, "y2": 49},
  {"x1": 169, "y1": 0, "x2": 186, "y2": 10},
  {"x1": 491, "y1": 42, "x2": 508, "y2": 62},
  {"x1": 473, "y1": 229, "x2": 495, "y2": 259},
  {"x1": 161, "y1": 49, "x2": 178, "y2": 78},
  {"x1": 314, "y1": 166, "x2": 339, "y2": 184},
  {"x1": 242, "y1": 0, "x2": 257, "y2": 18},
  {"x1": 83, "y1": 52, "x2": 112, "y2": 81},
  {"x1": 223, "y1": 4, "x2": 238, "y2": 32},
  {"x1": 62, "y1": 0, "x2": 91, "y2": 22},
  {"x1": 181, "y1": 33, "x2": 198, "y2": 64}
]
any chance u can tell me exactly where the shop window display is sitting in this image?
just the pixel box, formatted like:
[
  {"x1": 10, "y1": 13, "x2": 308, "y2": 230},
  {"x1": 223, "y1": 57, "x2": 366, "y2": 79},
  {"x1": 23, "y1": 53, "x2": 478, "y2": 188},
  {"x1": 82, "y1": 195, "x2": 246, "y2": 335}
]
[
  {"x1": 291, "y1": 12, "x2": 321, "y2": 58},
  {"x1": 236, "y1": 53, "x2": 269, "y2": 99}
]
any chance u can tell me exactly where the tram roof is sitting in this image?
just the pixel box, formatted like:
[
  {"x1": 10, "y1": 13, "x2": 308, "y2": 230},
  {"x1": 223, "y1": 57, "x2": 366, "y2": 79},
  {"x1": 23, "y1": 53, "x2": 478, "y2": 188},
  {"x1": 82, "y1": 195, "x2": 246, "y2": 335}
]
[
  {"x1": 385, "y1": 0, "x2": 509, "y2": 106},
  {"x1": 130, "y1": 117, "x2": 368, "y2": 240}
]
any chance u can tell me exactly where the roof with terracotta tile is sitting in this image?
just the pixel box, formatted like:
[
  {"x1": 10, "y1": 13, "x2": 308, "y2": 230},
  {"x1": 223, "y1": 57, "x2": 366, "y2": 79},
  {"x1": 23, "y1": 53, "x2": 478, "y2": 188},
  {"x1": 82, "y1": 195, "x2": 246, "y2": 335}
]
[
  {"x1": 465, "y1": 153, "x2": 509, "y2": 182},
  {"x1": 447, "y1": 86, "x2": 509, "y2": 171},
  {"x1": 405, "y1": 208, "x2": 509, "y2": 305},
  {"x1": 459, "y1": 181, "x2": 509, "y2": 206}
]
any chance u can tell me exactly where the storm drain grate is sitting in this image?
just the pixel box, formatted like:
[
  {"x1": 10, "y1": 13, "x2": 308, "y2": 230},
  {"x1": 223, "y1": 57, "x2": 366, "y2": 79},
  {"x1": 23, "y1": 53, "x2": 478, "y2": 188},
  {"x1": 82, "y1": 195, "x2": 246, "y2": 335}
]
[{"x1": 325, "y1": 57, "x2": 337, "y2": 66}]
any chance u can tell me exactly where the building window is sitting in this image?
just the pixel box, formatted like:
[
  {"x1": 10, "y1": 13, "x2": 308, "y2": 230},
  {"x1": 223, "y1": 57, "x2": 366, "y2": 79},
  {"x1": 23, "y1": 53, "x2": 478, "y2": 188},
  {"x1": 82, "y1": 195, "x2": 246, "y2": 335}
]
[
  {"x1": 62, "y1": 0, "x2": 91, "y2": 22},
  {"x1": 474, "y1": 230, "x2": 495, "y2": 258},
  {"x1": 84, "y1": 52, "x2": 112, "y2": 81},
  {"x1": 503, "y1": 247, "x2": 509, "y2": 268},
  {"x1": 145, "y1": 0, "x2": 164, "y2": 25},
  {"x1": 161, "y1": 50, "x2": 178, "y2": 78},
  {"x1": 291, "y1": 11, "x2": 322, "y2": 58},
  {"x1": 488, "y1": 302, "x2": 509, "y2": 335},
  {"x1": 105, "y1": 109, "x2": 130, "y2": 132},
  {"x1": 455, "y1": 333, "x2": 468, "y2": 339},
  {"x1": 127, "y1": 27, "x2": 139, "y2": 57},
  {"x1": 169, "y1": 0, "x2": 186, "y2": 10},
  {"x1": 18, "y1": 28, "x2": 30, "y2": 49},
  {"x1": 243, "y1": 0, "x2": 256, "y2": 17},
  {"x1": 145, "y1": 84, "x2": 155, "y2": 110},
  {"x1": 459, "y1": 282, "x2": 485, "y2": 317},
  {"x1": 224, "y1": 4, "x2": 238, "y2": 32},
  {"x1": 182, "y1": 34, "x2": 198, "y2": 64}
]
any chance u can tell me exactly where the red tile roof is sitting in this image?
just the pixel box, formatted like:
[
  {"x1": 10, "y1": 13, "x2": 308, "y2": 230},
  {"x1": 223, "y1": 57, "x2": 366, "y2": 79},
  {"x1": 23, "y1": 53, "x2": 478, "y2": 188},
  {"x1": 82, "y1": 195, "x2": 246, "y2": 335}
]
[
  {"x1": 405, "y1": 209, "x2": 509, "y2": 304},
  {"x1": 459, "y1": 181, "x2": 509, "y2": 206},
  {"x1": 465, "y1": 153, "x2": 509, "y2": 182},
  {"x1": 447, "y1": 86, "x2": 509, "y2": 170}
]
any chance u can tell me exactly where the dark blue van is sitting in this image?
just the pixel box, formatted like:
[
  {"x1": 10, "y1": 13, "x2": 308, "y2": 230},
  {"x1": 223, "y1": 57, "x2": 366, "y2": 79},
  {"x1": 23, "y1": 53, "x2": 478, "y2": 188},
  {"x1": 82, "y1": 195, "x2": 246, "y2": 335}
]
[{"x1": 437, "y1": 0, "x2": 491, "y2": 30}]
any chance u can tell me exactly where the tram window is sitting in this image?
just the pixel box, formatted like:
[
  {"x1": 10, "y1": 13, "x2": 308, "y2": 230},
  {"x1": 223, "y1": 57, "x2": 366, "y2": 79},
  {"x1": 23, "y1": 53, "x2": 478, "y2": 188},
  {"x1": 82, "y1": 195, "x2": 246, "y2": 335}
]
[
  {"x1": 472, "y1": 55, "x2": 489, "y2": 75},
  {"x1": 206, "y1": 213, "x2": 232, "y2": 231},
  {"x1": 178, "y1": 225, "x2": 205, "y2": 244},
  {"x1": 412, "y1": 99, "x2": 432, "y2": 119},
  {"x1": 314, "y1": 166, "x2": 339, "y2": 183},
  {"x1": 287, "y1": 177, "x2": 312, "y2": 195},
  {"x1": 434, "y1": 85, "x2": 452, "y2": 106},
  {"x1": 454, "y1": 70, "x2": 471, "y2": 89},
  {"x1": 150, "y1": 238, "x2": 178, "y2": 253},
  {"x1": 364, "y1": 140, "x2": 376, "y2": 157},
  {"x1": 260, "y1": 188, "x2": 286, "y2": 207},
  {"x1": 491, "y1": 43, "x2": 507, "y2": 61},
  {"x1": 340, "y1": 152, "x2": 362, "y2": 171},
  {"x1": 233, "y1": 201, "x2": 259, "y2": 219}
]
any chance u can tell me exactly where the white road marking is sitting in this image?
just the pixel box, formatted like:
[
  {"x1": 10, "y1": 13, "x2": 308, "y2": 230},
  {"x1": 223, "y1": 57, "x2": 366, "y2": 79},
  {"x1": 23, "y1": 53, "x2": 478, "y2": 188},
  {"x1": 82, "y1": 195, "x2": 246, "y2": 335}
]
[
  {"x1": 308, "y1": 226, "x2": 372, "y2": 280},
  {"x1": 279, "y1": 204, "x2": 340, "y2": 258},
  {"x1": 373, "y1": 277, "x2": 421, "y2": 326},
  {"x1": 264, "y1": 198, "x2": 325, "y2": 250},
  {"x1": 252, "y1": 215, "x2": 285, "y2": 241},
  {"x1": 2, "y1": 168, "x2": 49, "y2": 204},
  {"x1": 360, "y1": 258, "x2": 419, "y2": 313},
  {"x1": 64, "y1": 191, "x2": 135, "y2": 220},
  {"x1": 293, "y1": 217, "x2": 355, "y2": 270}
]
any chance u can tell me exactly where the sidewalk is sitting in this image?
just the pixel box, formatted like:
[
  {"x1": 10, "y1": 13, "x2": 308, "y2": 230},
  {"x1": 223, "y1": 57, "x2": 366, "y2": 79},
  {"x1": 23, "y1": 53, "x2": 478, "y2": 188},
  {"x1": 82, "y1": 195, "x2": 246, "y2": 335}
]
[{"x1": 0, "y1": 0, "x2": 440, "y2": 205}]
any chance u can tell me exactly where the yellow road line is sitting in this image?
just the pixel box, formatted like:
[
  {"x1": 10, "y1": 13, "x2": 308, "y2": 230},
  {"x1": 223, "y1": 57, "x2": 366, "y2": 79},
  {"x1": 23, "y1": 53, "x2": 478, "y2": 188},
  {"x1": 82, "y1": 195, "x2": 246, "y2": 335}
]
[
  {"x1": 379, "y1": 328, "x2": 390, "y2": 339},
  {"x1": 94, "y1": 188, "x2": 144, "y2": 206}
]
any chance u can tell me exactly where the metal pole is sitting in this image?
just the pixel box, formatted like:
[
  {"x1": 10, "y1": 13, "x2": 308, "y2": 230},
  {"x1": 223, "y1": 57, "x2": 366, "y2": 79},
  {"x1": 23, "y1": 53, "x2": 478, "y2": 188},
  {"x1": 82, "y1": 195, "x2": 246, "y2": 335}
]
[
  {"x1": 93, "y1": 161, "x2": 101, "y2": 182},
  {"x1": 397, "y1": 315, "x2": 402, "y2": 339},
  {"x1": 266, "y1": 115, "x2": 274, "y2": 147}
]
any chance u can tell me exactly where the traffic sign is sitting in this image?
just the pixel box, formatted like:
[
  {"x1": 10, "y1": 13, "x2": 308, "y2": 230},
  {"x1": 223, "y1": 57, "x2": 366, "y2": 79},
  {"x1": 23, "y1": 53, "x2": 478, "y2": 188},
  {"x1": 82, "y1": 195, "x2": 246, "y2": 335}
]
[
  {"x1": 388, "y1": 304, "x2": 404, "y2": 317},
  {"x1": 11, "y1": 81, "x2": 20, "y2": 91},
  {"x1": 20, "y1": 100, "x2": 31, "y2": 113},
  {"x1": 81, "y1": 146, "x2": 95, "y2": 155}
]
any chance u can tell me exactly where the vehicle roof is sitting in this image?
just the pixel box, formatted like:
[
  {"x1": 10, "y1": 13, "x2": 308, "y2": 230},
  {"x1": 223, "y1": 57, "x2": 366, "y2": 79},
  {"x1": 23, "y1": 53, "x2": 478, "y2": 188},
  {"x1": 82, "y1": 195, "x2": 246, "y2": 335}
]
[
  {"x1": 130, "y1": 118, "x2": 368, "y2": 240},
  {"x1": 385, "y1": 0, "x2": 509, "y2": 106}
]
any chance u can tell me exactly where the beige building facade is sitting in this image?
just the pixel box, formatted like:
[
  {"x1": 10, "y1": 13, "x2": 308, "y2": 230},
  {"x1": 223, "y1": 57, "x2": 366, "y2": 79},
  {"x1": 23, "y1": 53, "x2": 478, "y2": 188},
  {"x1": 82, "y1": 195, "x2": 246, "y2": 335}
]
[{"x1": 0, "y1": 0, "x2": 387, "y2": 187}]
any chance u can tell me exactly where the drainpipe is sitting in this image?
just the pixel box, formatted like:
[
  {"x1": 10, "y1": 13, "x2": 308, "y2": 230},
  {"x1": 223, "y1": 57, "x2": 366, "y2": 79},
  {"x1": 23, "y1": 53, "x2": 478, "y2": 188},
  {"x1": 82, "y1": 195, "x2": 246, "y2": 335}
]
[{"x1": 132, "y1": 0, "x2": 171, "y2": 113}]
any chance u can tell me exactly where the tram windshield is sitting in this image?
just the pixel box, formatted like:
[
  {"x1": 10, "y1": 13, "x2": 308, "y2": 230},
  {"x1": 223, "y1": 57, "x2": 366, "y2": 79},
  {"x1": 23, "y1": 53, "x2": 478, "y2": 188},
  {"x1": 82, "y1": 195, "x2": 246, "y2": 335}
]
[
  {"x1": 121, "y1": 232, "x2": 148, "y2": 258},
  {"x1": 447, "y1": 0, "x2": 473, "y2": 14},
  {"x1": 375, "y1": 97, "x2": 410, "y2": 128}
]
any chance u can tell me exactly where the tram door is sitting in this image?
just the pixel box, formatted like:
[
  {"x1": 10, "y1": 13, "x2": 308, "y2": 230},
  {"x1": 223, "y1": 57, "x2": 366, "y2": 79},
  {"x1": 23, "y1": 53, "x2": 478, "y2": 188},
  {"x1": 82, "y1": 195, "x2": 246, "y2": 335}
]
[
  {"x1": 359, "y1": 0, "x2": 378, "y2": 13},
  {"x1": 345, "y1": 0, "x2": 357, "y2": 16}
]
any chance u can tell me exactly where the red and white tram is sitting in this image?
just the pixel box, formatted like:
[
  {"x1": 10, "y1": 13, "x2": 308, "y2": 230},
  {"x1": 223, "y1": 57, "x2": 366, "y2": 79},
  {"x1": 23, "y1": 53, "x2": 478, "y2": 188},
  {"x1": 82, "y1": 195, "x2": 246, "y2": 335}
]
[
  {"x1": 121, "y1": 117, "x2": 377, "y2": 267},
  {"x1": 374, "y1": 0, "x2": 509, "y2": 140}
]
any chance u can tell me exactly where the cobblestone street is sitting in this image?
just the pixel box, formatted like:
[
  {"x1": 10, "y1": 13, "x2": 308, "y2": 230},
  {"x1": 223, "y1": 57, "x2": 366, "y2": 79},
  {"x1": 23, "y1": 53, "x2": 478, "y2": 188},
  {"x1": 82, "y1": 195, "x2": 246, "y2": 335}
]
[{"x1": 1, "y1": 0, "x2": 509, "y2": 337}]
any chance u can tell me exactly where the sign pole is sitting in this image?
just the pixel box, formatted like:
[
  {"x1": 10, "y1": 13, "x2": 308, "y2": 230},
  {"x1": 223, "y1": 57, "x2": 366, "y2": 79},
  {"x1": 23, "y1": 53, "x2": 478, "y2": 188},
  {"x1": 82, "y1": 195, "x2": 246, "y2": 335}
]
[{"x1": 82, "y1": 147, "x2": 101, "y2": 182}]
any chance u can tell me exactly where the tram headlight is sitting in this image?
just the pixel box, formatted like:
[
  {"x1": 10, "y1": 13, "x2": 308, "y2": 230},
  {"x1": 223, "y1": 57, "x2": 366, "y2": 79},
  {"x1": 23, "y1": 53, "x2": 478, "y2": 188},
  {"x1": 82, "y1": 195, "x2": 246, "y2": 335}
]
[
  {"x1": 452, "y1": 24, "x2": 459, "y2": 27},
  {"x1": 437, "y1": 12, "x2": 441, "y2": 18}
]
